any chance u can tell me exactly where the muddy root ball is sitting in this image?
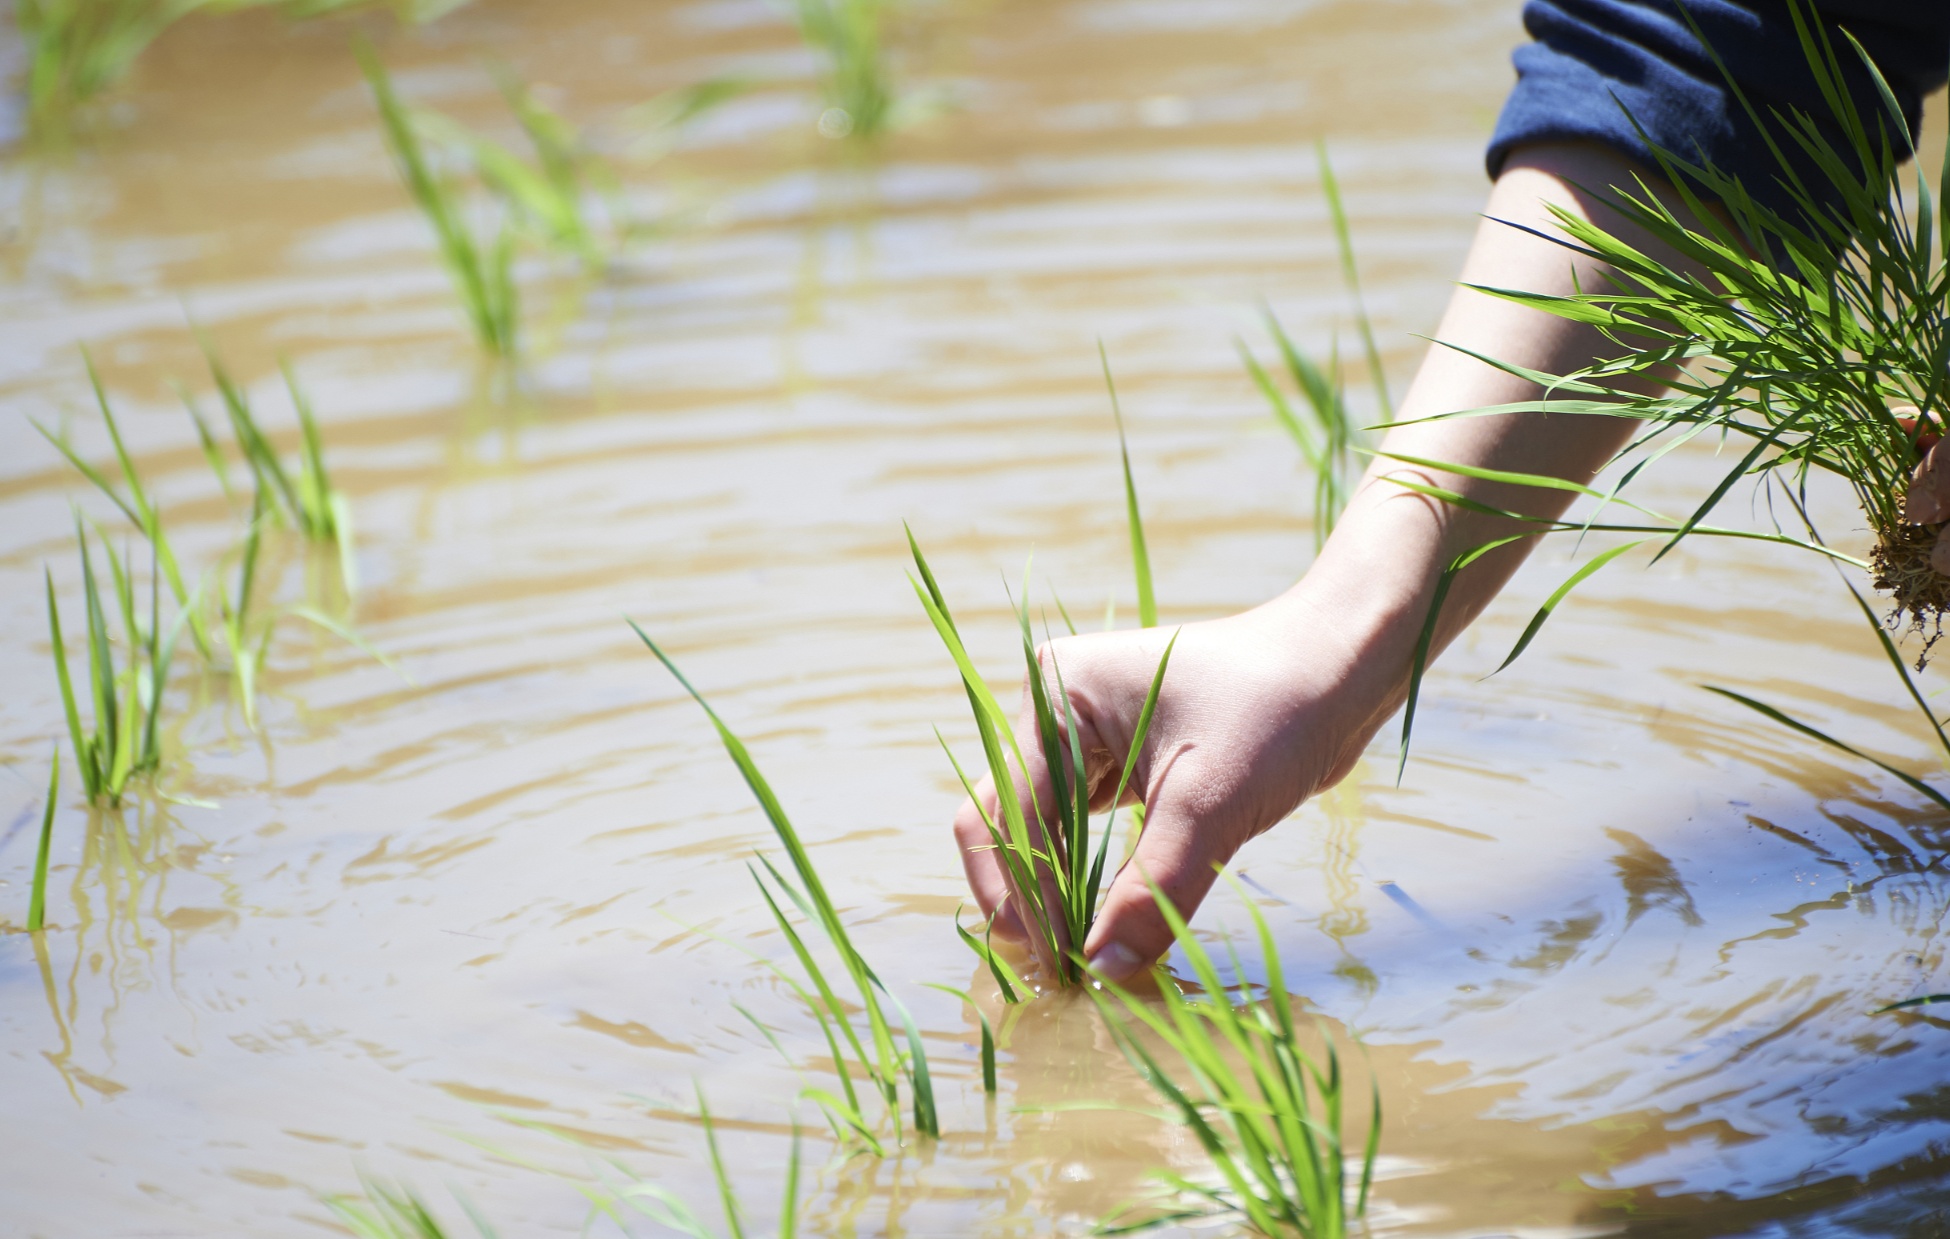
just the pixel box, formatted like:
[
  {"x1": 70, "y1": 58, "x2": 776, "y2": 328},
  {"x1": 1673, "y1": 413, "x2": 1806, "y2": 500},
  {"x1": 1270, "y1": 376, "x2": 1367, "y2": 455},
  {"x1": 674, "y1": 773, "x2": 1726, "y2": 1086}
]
[{"x1": 1873, "y1": 524, "x2": 1950, "y2": 667}]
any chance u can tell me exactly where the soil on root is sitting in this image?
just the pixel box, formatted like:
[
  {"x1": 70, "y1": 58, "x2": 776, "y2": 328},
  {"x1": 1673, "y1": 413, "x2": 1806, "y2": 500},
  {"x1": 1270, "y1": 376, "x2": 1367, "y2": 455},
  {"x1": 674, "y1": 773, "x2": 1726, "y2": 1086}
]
[{"x1": 1873, "y1": 524, "x2": 1950, "y2": 668}]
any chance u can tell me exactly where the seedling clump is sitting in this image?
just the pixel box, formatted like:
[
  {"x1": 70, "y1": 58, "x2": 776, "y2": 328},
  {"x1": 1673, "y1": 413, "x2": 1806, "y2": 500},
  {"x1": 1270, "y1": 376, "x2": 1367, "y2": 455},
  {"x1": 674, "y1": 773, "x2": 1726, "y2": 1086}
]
[
  {"x1": 359, "y1": 41, "x2": 521, "y2": 356},
  {"x1": 632, "y1": 623, "x2": 938, "y2": 1150},
  {"x1": 1093, "y1": 881, "x2": 1379, "y2": 1238},
  {"x1": 1240, "y1": 145, "x2": 1388, "y2": 551},
  {"x1": 45, "y1": 523, "x2": 184, "y2": 807}
]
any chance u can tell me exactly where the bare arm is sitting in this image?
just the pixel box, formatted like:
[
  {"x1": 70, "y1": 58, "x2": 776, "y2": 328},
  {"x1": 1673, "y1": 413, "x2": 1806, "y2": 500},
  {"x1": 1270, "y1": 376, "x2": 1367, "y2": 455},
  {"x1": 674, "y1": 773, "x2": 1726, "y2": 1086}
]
[{"x1": 956, "y1": 142, "x2": 1708, "y2": 981}]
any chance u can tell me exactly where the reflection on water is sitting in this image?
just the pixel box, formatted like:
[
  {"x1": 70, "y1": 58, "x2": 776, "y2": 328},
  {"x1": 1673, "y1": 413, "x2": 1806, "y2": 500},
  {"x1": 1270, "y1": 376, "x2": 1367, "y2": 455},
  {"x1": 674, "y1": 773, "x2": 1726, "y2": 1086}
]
[{"x1": 3, "y1": 0, "x2": 1950, "y2": 1234}]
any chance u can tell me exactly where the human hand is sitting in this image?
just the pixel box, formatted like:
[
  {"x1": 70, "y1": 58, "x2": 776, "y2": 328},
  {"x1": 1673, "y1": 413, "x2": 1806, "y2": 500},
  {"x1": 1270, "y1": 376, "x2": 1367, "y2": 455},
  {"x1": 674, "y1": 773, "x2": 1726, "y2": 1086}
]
[
  {"x1": 951, "y1": 598, "x2": 1397, "y2": 984},
  {"x1": 1900, "y1": 407, "x2": 1950, "y2": 573}
]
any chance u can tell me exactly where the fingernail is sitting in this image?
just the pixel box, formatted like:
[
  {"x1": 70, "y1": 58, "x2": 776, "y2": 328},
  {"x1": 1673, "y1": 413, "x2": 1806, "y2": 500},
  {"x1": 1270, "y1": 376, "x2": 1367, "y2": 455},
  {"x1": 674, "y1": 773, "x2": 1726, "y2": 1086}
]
[
  {"x1": 1087, "y1": 942, "x2": 1144, "y2": 985},
  {"x1": 1911, "y1": 445, "x2": 1946, "y2": 523},
  {"x1": 1911, "y1": 471, "x2": 1948, "y2": 525}
]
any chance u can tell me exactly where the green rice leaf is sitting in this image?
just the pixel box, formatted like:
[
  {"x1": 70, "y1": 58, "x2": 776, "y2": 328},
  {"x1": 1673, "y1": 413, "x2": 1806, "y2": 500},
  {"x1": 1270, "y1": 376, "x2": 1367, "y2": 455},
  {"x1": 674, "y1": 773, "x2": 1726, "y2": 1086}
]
[
  {"x1": 1491, "y1": 540, "x2": 1645, "y2": 675},
  {"x1": 951, "y1": 903, "x2": 1026, "y2": 1003},
  {"x1": 1704, "y1": 685, "x2": 1950, "y2": 814},
  {"x1": 1102, "y1": 343, "x2": 1157, "y2": 629},
  {"x1": 28, "y1": 750, "x2": 59, "y2": 933},
  {"x1": 1876, "y1": 993, "x2": 1950, "y2": 1014},
  {"x1": 1319, "y1": 141, "x2": 1392, "y2": 421},
  {"x1": 1399, "y1": 536, "x2": 1533, "y2": 781}
]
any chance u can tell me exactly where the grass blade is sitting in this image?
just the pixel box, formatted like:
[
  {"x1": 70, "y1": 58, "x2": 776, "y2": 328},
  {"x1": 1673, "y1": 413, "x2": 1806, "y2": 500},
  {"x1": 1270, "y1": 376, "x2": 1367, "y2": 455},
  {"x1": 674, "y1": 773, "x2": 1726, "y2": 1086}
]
[
  {"x1": 1704, "y1": 685, "x2": 1950, "y2": 814},
  {"x1": 1491, "y1": 540, "x2": 1644, "y2": 675},
  {"x1": 27, "y1": 751, "x2": 60, "y2": 932},
  {"x1": 45, "y1": 568, "x2": 94, "y2": 799},
  {"x1": 1318, "y1": 140, "x2": 1391, "y2": 422},
  {"x1": 1102, "y1": 343, "x2": 1157, "y2": 628},
  {"x1": 1399, "y1": 536, "x2": 1532, "y2": 781}
]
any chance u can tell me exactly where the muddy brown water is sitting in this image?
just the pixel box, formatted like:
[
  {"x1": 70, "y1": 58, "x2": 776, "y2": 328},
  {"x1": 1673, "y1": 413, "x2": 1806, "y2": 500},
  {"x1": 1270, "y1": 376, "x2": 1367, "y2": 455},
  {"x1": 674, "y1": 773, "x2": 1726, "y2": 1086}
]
[{"x1": 5, "y1": 1, "x2": 1950, "y2": 1235}]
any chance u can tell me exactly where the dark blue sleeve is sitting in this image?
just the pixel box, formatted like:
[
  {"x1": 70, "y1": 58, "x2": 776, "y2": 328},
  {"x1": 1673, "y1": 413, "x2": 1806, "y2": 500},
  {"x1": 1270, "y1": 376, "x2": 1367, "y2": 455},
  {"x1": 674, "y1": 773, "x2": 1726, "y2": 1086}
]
[{"x1": 1486, "y1": 0, "x2": 1950, "y2": 224}]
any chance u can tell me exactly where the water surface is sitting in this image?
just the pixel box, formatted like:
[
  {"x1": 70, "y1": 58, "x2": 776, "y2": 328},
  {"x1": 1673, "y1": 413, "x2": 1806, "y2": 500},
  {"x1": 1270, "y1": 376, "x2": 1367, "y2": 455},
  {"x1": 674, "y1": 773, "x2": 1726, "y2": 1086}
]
[{"x1": 4, "y1": 1, "x2": 1950, "y2": 1234}]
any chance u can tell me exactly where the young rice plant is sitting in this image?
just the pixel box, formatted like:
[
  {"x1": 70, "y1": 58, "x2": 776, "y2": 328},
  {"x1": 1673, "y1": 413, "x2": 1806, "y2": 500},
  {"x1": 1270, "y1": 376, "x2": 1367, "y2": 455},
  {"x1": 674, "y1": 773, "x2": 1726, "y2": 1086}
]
[
  {"x1": 1239, "y1": 145, "x2": 1390, "y2": 550},
  {"x1": 919, "y1": 355, "x2": 1178, "y2": 990},
  {"x1": 909, "y1": 529, "x2": 1177, "y2": 989},
  {"x1": 359, "y1": 41, "x2": 520, "y2": 356},
  {"x1": 576, "y1": 1085, "x2": 802, "y2": 1239},
  {"x1": 45, "y1": 523, "x2": 186, "y2": 807},
  {"x1": 26, "y1": 754, "x2": 61, "y2": 932},
  {"x1": 193, "y1": 345, "x2": 356, "y2": 589},
  {"x1": 326, "y1": 1172, "x2": 498, "y2": 1239},
  {"x1": 795, "y1": 0, "x2": 895, "y2": 140},
  {"x1": 410, "y1": 67, "x2": 616, "y2": 272},
  {"x1": 631, "y1": 623, "x2": 939, "y2": 1151},
  {"x1": 1091, "y1": 879, "x2": 1380, "y2": 1238},
  {"x1": 16, "y1": 0, "x2": 472, "y2": 139},
  {"x1": 17, "y1": 0, "x2": 202, "y2": 136},
  {"x1": 34, "y1": 350, "x2": 213, "y2": 659}
]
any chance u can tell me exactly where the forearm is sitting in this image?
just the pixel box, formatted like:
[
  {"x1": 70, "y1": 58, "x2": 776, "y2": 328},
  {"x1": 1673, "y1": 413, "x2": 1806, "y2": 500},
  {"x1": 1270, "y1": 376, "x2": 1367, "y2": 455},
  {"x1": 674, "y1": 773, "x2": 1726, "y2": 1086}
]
[{"x1": 1257, "y1": 143, "x2": 1702, "y2": 734}]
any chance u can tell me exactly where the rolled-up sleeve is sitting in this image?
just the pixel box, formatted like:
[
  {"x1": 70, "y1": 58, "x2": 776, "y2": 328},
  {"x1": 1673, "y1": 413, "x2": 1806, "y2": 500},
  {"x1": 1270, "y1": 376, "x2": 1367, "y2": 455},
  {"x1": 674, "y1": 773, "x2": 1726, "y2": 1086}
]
[{"x1": 1486, "y1": 0, "x2": 1950, "y2": 224}]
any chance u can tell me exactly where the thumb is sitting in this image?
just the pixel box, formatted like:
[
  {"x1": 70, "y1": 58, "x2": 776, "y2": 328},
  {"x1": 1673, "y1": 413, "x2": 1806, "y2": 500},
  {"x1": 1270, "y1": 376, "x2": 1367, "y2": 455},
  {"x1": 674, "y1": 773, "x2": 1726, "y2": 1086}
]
[
  {"x1": 1079, "y1": 795, "x2": 1234, "y2": 985},
  {"x1": 1908, "y1": 438, "x2": 1950, "y2": 525}
]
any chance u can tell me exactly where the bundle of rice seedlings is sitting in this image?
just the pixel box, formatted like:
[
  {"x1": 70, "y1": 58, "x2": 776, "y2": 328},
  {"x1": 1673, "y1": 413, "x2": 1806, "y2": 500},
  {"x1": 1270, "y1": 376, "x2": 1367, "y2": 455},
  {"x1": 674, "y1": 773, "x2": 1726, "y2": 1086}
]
[
  {"x1": 45, "y1": 522, "x2": 188, "y2": 807},
  {"x1": 910, "y1": 529, "x2": 1176, "y2": 989},
  {"x1": 632, "y1": 624, "x2": 938, "y2": 1150},
  {"x1": 358, "y1": 41, "x2": 519, "y2": 356},
  {"x1": 1391, "y1": 7, "x2": 1950, "y2": 798},
  {"x1": 1091, "y1": 880, "x2": 1379, "y2": 1238},
  {"x1": 917, "y1": 354, "x2": 1178, "y2": 989}
]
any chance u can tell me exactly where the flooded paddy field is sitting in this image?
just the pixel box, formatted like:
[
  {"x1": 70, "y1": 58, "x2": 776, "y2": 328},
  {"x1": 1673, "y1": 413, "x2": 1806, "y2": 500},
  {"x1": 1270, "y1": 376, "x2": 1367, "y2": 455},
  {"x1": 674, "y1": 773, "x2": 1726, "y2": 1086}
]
[{"x1": 4, "y1": 1, "x2": 1950, "y2": 1235}]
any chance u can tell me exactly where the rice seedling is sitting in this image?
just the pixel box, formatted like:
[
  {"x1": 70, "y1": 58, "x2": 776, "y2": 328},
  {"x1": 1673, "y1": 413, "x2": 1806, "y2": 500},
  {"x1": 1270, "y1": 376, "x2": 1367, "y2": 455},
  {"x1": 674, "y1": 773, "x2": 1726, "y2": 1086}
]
[
  {"x1": 1385, "y1": 7, "x2": 1950, "y2": 798},
  {"x1": 795, "y1": 0, "x2": 896, "y2": 140},
  {"x1": 1239, "y1": 146, "x2": 1386, "y2": 549},
  {"x1": 15, "y1": 0, "x2": 472, "y2": 138},
  {"x1": 16, "y1": 0, "x2": 202, "y2": 136},
  {"x1": 358, "y1": 41, "x2": 520, "y2": 356},
  {"x1": 26, "y1": 753, "x2": 61, "y2": 933},
  {"x1": 326, "y1": 1172, "x2": 497, "y2": 1239},
  {"x1": 192, "y1": 344, "x2": 355, "y2": 588},
  {"x1": 45, "y1": 521, "x2": 186, "y2": 807},
  {"x1": 217, "y1": 488, "x2": 273, "y2": 728},
  {"x1": 1239, "y1": 316, "x2": 1360, "y2": 550},
  {"x1": 1103, "y1": 344, "x2": 1158, "y2": 629},
  {"x1": 408, "y1": 69, "x2": 613, "y2": 271},
  {"x1": 619, "y1": 76, "x2": 750, "y2": 161},
  {"x1": 1090, "y1": 878, "x2": 1379, "y2": 1237},
  {"x1": 35, "y1": 350, "x2": 213, "y2": 659},
  {"x1": 1317, "y1": 143, "x2": 1392, "y2": 426},
  {"x1": 631, "y1": 622, "x2": 938, "y2": 1149},
  {"x1": 580, "y1": 1085, "x2": 802, "y2": 1238},
  {"x1": 922, "y1": 983, "x2": 998, "y2": 1095},
  {"x1": 909, "y1": 528, "x2": 1178, "y2": 988},
  {"x1": 272, "y1": 0, "x2": 472, "y2": 20}
]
